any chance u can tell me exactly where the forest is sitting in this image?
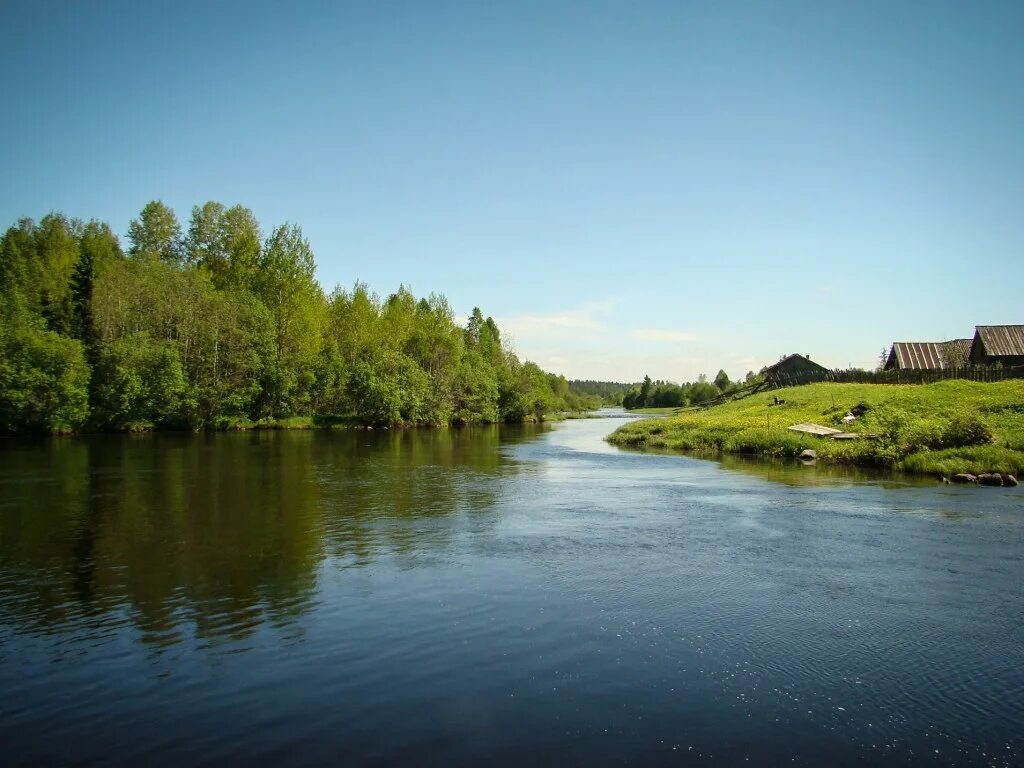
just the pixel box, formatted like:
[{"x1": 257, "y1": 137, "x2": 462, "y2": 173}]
[
  {"x1": 567, "y1": 379, "x2": 634, "y2": 404},
  {"x1": 569, "y1": 372, "x2": 765, "y2": 409},
  {"x1": 0, "y1": 201, "x2": 599, "y2": 433}
]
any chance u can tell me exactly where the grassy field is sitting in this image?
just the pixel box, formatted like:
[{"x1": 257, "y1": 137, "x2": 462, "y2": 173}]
[{"x1": 607, "y1": 380, "x2": 1024, "y2": 477}]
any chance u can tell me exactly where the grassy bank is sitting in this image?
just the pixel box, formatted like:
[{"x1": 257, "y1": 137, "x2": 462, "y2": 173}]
[{"x1": 607, "y1": 380, "x2": 1024, "y2": 478}]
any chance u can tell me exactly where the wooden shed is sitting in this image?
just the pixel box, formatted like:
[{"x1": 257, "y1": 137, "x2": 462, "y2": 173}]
[
  {"x1": 969, "y1": 325, "x2": 1024, "y2": 368},
  {"x1": 761, "y1": 354, "x2": 830, "y2": 386},
  {"x1": 884, "y1": 339, "x2": 971, "y2": 371}
]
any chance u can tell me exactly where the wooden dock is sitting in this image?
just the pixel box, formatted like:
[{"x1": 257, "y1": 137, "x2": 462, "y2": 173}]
[
  {"x1": 788, "y1": 423, "x2": 874, "y2": 441},
  {"x1": 788, "y1": 423, "x2": 842, "y2": 437}
]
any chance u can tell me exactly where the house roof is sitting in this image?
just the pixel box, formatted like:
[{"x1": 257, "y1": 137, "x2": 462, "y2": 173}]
[
  {"x1": 889, "y1": 339, "x2": 972, "y2": 370},
  {"x1": 762, "y1": 354, "x2": 829, "y2": 374},
  {"x1": 975, "y1": 325, "x2": 1024, "y2": 357}
]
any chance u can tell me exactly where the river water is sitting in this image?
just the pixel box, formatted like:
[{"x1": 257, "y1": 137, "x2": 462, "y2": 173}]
[{"x1": 0, "y1": 410, "x2": 1021, "y2": 766}]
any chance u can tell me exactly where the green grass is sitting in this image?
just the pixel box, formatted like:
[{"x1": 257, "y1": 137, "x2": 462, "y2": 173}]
[
  {"x1": 608, "y1": 380, "x2": 1024, "y2": 478},
  {"x1": 213, "y1": 415, "x2": 319, "y2": 431},
  {"x1": 628, "y1": 406, "x2": 687, "y2": 415}
]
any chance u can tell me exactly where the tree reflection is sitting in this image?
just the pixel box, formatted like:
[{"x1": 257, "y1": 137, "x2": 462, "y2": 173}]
[
  {"x1": 0, "y1": 426, "x2": 538, "y2": 649},
  {"x1": 715, "y1": 452, "x2": 932, "y2": 489}
]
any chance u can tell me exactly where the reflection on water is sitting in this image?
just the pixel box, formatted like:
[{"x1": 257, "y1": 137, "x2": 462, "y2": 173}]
[
  {"x1": 1, "y1": 416, "x2": 1022, "y2": 767},
  {"x1": 715, "y1": 452, "x2": 936, "y2": 489},
  {"x1": 0, "y1": 426, "x2": 541, "y2": 648},
  {"x1": 622, "y1": 443, "x2": 938, "y2": 489}
]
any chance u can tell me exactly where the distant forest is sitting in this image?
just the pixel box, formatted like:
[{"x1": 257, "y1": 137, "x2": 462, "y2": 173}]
[
  {"x1": 573, "y1": 371, "x2": 761, "y2": 409},
  {"x1": 0, "y1": 201, "x2": 600, "y2": 433},
  {"x1": 568, "y1": 380, "x2": 634, "y2": 404}
]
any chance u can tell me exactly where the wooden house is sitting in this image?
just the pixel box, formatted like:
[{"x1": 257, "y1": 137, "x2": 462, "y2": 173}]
[
  {"x1": 884, "y1": 339, "x2": 971, "y2": 371},
  {"x1": 761, "y1": 354, "x2": 830, "y2": 386},
  {"x1": 968, "y1": 325, "x2": 1024, "y2": 368}
]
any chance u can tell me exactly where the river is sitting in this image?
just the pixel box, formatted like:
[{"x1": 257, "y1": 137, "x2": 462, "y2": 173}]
[{"x1": 0, "y1": 409, "x2": 1021, "y2": 766}]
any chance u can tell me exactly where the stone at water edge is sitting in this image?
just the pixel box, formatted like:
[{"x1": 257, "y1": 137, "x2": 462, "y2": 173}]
[
  {"x1": 951, "y1": 473, "x2": 978, "y2": 484},
  {"x1": 1001, "y1": 474, "x2": 1019, "y2": 487},
  {"x1": 977, "y1": 474, "x2": 1004, "y2": 487},
  {"x1": 799, "y1": 449, "x2": 817, "y2": 461}
]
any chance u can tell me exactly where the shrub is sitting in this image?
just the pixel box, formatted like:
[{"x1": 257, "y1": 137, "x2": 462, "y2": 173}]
[
  {"x1": 899, "y1": 445, "x2": 1024, "y2": 476},
  {"x1": 93, "y1": 332, "x2": 195, "y2": 430},
  {"x1": 0, "y1": 320, "x2": 90, "y2": 433},
  {"x1": 939, "y1": 411, "x2": 993, "y2": 448}
]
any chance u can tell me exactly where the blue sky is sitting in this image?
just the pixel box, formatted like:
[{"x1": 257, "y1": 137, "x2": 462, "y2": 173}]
[{"x1": 2, "y1": 0, "x2": 1021, "y2": 382}]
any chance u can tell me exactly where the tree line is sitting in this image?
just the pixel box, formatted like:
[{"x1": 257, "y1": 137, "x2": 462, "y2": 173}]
[
  {"x1": 0, "y1": 201, "x2": 599, "y2": 433},
  {"x1": 621, "y1": 370, "x2": 761, "y2": 409},
  {"x1": 567, "y1": 379, "x2": 634, "y2": 405}
]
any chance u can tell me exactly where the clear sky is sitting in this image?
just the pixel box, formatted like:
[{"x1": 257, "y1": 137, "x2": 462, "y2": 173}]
[{"x1": 2, "y1": 0, "x2": 1021, "y2": 382}]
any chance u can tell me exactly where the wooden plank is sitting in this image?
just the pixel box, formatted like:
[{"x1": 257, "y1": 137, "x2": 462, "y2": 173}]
[{"x1": 787, "y1": 423, "x2": 843, "y2": 436}]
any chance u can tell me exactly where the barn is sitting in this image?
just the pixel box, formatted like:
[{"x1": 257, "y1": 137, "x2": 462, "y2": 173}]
[
  {"x1": 761, "y1": 354, "x2": 830, "y2": 386},
  {"x1": 884, "y1": 339, "x2": 972, "y2": 371},
  {"x1": 968, "y1": 325, "x2": 1024, "y2": 369}
]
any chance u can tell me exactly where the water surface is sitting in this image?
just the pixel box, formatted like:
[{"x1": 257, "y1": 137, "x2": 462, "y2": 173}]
[{"x1": 1, "y1": 412, "x2": 1022, "y2": 766}]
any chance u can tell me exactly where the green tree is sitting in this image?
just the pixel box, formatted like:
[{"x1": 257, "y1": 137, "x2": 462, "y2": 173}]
[
  {"x1": 639, "y1": 375, "x2": 652, "y2": 407},
  {"x1": 405, "y1": 294, "x2": 463, "y2": 424},
  {"x1": 347, "y1": 348, "x2": 429, "y2": 425},
  {"x1": 204, "y1": 290, "x2": 276, "y2": 419},
  {"x1": 221, "y1": 205, "x2": 263, "y2": 290},
  {"x1": 466, "y1": 307, "x2": 485, "y2": 344},
  {"x1": 690, "y1": 380, "x2": 718, "y2": 404},
  {"x1": 454, "y1": 348, "x2": 499, "y2": 423},
  {"x1": 327, "y1": 282, "x2": 381, "y2": 366},
  {"x1": 29, "y1": 214, "x2": 82, "y2": 336},
  {"x1": 186, "y1": 201, "x2": 262, "y2": 290},
  {"x1": 0, "y1": 219, "x2": 34, "y2": 299},
  {"x1": 185, "y1": 201, "x2": 226, "y2": 269},
  {"x1": 0, "y1": 304, "x2": 90, "y2": 433},
  {"x1": 93, "y1": 333, "x2": 193, "y2": 429},
  {"x1": 93, "y1": 251, "x2": 281, "y2": 424},
  {"x1": 255, "y1": 223, "x2": 324, "y2": 415},
  {"x1": 128, "y1": 201, "x2": 183, "y2": 263},
  {"x1": 72, "y1": 220, "x2": 122, "y2": 348}
]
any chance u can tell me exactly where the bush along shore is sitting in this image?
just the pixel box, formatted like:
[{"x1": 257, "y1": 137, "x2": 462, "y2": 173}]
[{"x1": 607, "y1": 380, "x2": 1024, "y2": 482}]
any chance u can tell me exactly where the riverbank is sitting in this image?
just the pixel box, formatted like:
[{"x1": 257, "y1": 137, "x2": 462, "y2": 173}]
[
  {"x1": 54, "y1": 410, "x2": 595, "y2": 434},
  {"x1": 607, "y1": 380, "x2": 1024, "y2": 478}
]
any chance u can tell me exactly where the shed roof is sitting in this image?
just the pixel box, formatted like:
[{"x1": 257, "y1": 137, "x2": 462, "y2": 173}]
[
  {"x1": 889, "y1": 340, "x2": 972, "y2": 370},
  {"x1": 975, "y1": 325, "x2": 1024, "y2": 357},
  {"x1": 762, "y1": 354, "x2": 829, "y2": 374},
  {"x1": 890, "y1": 342, "x2": 942, "y2": 370}
]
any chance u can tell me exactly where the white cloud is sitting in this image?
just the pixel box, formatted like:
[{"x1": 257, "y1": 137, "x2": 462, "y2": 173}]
[{"x1": 495, "y1": 300, "x2": 617, "y2": 341}]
